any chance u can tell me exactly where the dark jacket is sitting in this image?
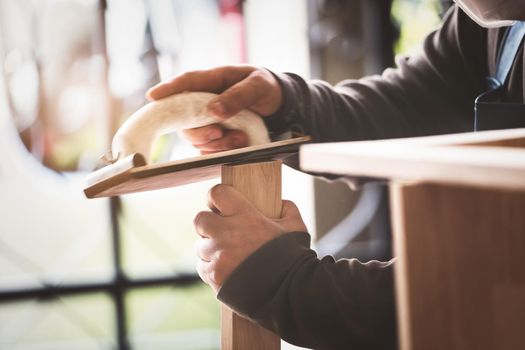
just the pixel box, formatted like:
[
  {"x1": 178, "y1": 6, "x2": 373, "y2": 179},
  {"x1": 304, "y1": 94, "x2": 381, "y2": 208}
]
[{"x1": 218, "y1": 5, "x2": 523, "y2": 350}]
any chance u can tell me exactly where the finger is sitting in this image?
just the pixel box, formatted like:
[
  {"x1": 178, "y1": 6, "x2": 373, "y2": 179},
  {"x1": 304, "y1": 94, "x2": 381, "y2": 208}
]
[
  {"x1": 208, "y1": 69, "x2": 273, "y2": 119},
  {"x1": 146, "y1": 65, "x2": 255, "y2": 101},
  {"x1": 277, "y1": 200, "x2": 308, "y2": 233},
  {"x1": 193, "y1": 211, "x2": 225, "y2": 238},
  {"x1": 182, "y1": 124, "x2": 224, "y2": 145},
  {"x1": 193, "y1": 130, "x2": 248, "y2": 152},
  {"x1": 146, "y1": 69, "x2": 223, "y2": 100},
  {"x1": 280, "y1": 200, "x2": 300, "y2": 218},
  {"x1": 194, "y1": 237, "x2": 220, "y2": 262},
  {"x1": 207, "y1": 184, "x2": 251, "y2": 216}
]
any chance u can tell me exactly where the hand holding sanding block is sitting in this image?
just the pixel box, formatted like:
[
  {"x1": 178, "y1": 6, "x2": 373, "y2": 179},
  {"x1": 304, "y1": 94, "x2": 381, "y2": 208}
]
[{"x1": 83, "y1": 91, "x2": 310, "y2": 199}]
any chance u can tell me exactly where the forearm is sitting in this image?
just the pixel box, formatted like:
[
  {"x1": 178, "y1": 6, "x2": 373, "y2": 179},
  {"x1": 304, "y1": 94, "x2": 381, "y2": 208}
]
[
  {"x1": 218, "y1": 232, "x2": 397, "y2": 350},
  {"x1": 264, "y1": 6, "x2": 486, "y2": 144}
]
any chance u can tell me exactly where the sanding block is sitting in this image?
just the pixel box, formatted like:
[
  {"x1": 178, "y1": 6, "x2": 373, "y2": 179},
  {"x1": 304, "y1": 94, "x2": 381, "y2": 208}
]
[{"x1": 83, "y1": 92, "x2": 310, "y2": 198}]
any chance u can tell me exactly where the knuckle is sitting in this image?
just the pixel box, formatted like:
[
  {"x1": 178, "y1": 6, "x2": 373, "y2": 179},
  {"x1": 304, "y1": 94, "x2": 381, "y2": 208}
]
[
  {"x1": 249, "y1": 70, "x2": 268, "y2": 86},
  {"x1": 283, "y1": 199, "x2": 299, "y2": 211},
  {"x1": 209, "y1": 184, "x2": 229, "y2": 201},
  {"x1": 193, "y1": 211, "x2": 208, "y2": 229}
]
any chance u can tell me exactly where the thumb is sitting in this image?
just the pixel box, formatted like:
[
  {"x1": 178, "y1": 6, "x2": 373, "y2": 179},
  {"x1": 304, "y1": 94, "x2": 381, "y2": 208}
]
[
  {"x1": 278, "y1": 200, "x2": 308, "y2": 233},
  {"x1": 207, "y1": 184, "x2": 251, "y2": 216}
]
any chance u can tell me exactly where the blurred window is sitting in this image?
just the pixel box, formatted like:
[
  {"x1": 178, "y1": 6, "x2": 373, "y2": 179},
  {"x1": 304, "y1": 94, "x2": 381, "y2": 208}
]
[
  {"x1": 392, "y1": 0, "x2": 443, "y2": 55},
  {"x1": 0, "y1": 0, "x2": 249, "y2": 348}
]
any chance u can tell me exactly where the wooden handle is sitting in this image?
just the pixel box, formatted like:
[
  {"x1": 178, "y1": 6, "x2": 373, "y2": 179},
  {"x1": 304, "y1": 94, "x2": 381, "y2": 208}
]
[{"x1": 220, "y1": 160, "x2": 282, "y2": 350}]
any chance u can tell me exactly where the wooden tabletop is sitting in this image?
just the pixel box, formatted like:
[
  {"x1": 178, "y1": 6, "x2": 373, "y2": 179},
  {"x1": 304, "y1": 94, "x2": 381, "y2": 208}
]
[{"x1": 300, "y1": 128, "x2": 525, "y2": 191}]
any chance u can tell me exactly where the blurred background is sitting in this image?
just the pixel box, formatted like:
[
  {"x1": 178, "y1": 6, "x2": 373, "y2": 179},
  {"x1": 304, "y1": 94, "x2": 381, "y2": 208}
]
[{"x1": 0, "y1": 0, "x2": 452, "y2": 349}]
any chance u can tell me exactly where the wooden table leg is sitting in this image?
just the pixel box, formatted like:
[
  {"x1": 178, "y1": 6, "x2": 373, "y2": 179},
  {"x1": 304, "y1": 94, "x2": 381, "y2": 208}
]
[{"x1": 220, "y1": 160, "x2": 282, "y2": 350}]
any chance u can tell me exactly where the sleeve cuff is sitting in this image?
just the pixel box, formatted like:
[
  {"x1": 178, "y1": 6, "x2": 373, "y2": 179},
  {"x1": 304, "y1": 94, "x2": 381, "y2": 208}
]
[
  {"x1": 217, "y1": 231, "x2": 314, "y2": 320},
  {"x1": 264, "y1": 71, "x2": 305, "y2": 137}
]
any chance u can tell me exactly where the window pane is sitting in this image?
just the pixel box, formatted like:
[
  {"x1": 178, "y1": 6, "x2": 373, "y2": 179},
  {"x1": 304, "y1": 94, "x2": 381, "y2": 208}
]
[
  {"x1": 0, "y1": 0, "x2": 110, "y2": 172},
  {"x1": 392, "y1": 0, "x2": 442, "y2": 55},
  {"x1": 0, "y1": 293, "x2": 115, "y2": 350},
  {"x1": 120, "y1": 180, "x2": 216, "y2": 278},
  {"x1": 127, "y1": 284, "x2": 220, "y2": 350},
  {"x1": 0, "y1": 75, "x2": 114, "y2": 289}
]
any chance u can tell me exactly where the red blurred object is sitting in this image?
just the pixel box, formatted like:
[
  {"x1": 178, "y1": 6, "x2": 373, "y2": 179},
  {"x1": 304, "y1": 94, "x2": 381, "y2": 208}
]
[{"x1": 219, "y1": 0, "x2": 246, "y2": 63}]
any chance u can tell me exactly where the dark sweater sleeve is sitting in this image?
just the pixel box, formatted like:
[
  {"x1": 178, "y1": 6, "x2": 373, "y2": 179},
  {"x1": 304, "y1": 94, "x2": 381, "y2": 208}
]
[
  {"x1": 264, "y1": 6, "x2": 487, "y2": 143},
  {"x1": 218, "y1": 232, "x2": 397, "y2": 350}
]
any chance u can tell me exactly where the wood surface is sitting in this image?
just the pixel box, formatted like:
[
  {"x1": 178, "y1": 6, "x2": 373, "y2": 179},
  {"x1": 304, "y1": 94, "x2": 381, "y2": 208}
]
[
  {"x1": 391, "y1": 182, "x2": 525, "y2": 350},
  {"x1": 300, "y1": 129, "x2": 525, "y2": 191},
  {"x1": 84, "y1": 136, "x2": 309, "y2": 198},
  {"x1": 299, "y1": 129, "x2": 525, "y2": 350},
  {"x1": 220, "y1": 160, "x2": 282, "y2": 350},
  {"x1": 310, "y1": 128, "x2": 525, "y2": 148}
]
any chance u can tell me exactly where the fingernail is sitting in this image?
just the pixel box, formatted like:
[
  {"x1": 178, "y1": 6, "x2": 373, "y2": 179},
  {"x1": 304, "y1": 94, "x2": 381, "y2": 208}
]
[
  {"x1": 208, "y1": 101, "x2": 226, "y2": 118},
  {"x1": 145, "y1": 84, "x2": 162, "y2": 100}
]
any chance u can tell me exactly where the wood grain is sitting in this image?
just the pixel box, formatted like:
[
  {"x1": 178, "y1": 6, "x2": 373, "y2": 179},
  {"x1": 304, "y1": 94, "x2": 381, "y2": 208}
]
[
  {"x1": 300, "y1": 129, "x2": 525, "y2": 191},
  {"x1": 84, "y1": 136, "x2": 309, "y2": 198},
  {"x1": 299, "y1": 129, "x2": 525, "y2": 349},
  {"x1": 220, "y1": 160, "x2": 282, "y2": 350},
  {"x1": 391, "y1": 183, "x2": 525, "y2": 350}
]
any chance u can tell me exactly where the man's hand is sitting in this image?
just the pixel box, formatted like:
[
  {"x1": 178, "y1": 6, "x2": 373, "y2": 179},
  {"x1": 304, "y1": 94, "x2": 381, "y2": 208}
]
[
  {"x1": 146, "y1": 65, "x2": 283, "y2": 153},
  {"x1": 193, "y1": 184, "x2": 307, "y2": 293}
]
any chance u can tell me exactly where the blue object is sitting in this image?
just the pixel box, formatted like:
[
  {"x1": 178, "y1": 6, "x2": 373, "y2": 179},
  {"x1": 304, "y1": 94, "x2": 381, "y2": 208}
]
[{"x1": 474, "y1": 22, "x2": 525, "y2": 131}]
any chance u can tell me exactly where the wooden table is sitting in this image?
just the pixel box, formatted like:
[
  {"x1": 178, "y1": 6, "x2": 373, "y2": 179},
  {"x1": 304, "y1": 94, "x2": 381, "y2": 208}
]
[{"x1": 300, "y1": 128, "x2": 525, "y2": 350}]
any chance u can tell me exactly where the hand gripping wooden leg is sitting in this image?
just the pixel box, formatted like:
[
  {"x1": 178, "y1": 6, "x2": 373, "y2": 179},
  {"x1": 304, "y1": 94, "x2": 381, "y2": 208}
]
[{"x1": 220, "y1": 160, "x2": 282, "y2": 350}]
